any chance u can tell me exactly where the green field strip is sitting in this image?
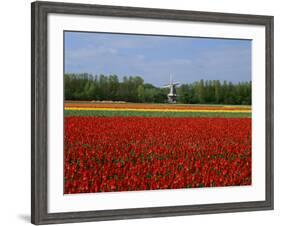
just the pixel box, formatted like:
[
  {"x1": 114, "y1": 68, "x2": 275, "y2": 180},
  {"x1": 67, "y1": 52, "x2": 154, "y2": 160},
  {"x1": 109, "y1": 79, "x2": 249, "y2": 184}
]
[{"x1": 64, "y1": 110, "x2": 251, "y2": 118}]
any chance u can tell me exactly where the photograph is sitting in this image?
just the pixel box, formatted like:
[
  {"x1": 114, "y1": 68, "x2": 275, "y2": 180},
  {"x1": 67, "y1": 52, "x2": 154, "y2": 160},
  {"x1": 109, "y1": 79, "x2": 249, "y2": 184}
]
[
  {"x1": 63, "y1": 31, "x2": 252, "y2": 194},
  {"x1": 30, "y1": 1, "x2": 274, "y2": 224}
]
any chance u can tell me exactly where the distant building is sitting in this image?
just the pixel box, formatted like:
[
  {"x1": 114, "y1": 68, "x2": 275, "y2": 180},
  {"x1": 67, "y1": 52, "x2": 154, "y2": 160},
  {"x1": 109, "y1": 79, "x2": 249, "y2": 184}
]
[{"x1": 162, "y1": 75, "x2": 180, "y2": 103}]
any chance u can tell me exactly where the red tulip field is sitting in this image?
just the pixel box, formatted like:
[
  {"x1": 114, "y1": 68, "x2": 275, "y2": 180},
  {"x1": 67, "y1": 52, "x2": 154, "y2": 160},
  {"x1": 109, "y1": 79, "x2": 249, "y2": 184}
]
[{"x1": 64, "y1": 103, "x2": 251, "y2": 194}]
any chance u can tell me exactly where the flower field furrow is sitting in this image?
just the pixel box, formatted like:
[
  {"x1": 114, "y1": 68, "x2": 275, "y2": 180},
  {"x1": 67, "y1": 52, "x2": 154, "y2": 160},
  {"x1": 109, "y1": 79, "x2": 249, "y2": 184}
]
[
  {"x1": 64, "y1": 117, "x2": 251, "y2": 194},
  {"x1": 64, "y1": 102, "x2": 251, "y2": 111},
  {"x1": 64, "y1": 107, "x2": 251, "y2": 113}
]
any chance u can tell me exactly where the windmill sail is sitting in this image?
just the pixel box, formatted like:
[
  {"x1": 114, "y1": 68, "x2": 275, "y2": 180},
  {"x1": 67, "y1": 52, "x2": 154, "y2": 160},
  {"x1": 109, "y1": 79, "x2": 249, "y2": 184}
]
[{"x1": 162, "y1": 75, "x2": 180, "y2": 103}]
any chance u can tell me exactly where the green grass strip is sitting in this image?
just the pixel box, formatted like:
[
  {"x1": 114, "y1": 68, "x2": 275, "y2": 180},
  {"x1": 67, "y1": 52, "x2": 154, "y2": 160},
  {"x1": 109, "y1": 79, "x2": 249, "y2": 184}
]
[{"x1": 64, "y1": 110, "x2": 251, "y2": 118}]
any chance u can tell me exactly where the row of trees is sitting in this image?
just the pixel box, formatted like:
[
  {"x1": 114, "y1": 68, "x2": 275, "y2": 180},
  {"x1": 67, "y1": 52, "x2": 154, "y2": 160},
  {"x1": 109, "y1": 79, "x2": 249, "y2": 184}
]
[{"x1": 64, "y1": 73, "x2": 251, "y2": 105}]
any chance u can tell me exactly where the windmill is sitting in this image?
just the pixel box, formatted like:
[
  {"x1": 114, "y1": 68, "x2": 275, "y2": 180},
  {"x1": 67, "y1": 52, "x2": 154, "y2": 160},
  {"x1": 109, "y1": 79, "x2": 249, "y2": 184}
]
[{"x1": 162, "y1": 75, "x2": 180, "y2": 103}]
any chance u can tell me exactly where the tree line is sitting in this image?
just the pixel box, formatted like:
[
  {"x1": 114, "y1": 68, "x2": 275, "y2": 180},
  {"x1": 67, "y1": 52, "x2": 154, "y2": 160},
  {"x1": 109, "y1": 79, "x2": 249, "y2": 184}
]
[{"x1": 64, "y1": 73, "x2": 251, "y2": 105}]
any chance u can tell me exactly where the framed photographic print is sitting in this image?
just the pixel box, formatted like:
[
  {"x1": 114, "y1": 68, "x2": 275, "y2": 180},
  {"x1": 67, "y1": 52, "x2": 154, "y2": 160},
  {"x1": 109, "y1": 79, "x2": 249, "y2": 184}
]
[{"x1": 31, "y1": 1, "x2": 274, "y2": 225}]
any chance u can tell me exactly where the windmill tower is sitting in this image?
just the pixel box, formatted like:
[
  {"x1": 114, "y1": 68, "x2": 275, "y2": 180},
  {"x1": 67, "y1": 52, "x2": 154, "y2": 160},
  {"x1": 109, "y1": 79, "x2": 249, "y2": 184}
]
[{"x1": 162, "y1": 75, "x2": 180, "y2": 103}]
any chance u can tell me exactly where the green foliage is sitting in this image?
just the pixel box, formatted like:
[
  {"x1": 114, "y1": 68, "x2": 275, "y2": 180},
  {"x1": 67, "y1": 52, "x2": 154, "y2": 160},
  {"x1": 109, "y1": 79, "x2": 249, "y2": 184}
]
[
  {"x1": 177, "y1": 79, "x2": 251, "y2": 105},
  {"x1": 64, "y1": 73, "x2": 251, "y2": 105}
]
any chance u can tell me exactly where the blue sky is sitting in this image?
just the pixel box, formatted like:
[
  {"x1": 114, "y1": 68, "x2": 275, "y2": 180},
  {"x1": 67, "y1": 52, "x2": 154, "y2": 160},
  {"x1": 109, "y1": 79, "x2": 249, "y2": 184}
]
[{"x1": 64, "y1": 31, "x2": 251, "y2": 86}]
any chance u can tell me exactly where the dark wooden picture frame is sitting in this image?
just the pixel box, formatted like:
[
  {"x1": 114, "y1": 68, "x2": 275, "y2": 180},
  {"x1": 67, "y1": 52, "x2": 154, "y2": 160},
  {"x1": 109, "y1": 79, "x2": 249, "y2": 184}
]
[{"x1": 31, "y1": 1, "x2": 274, "y2": 224}]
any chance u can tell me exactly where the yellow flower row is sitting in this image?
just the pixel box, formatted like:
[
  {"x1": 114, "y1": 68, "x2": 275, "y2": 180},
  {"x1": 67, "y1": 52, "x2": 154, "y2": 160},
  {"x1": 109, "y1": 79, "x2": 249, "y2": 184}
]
[{"x1": 65, "y1": 107, "x2": 251, "y2": 113}]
